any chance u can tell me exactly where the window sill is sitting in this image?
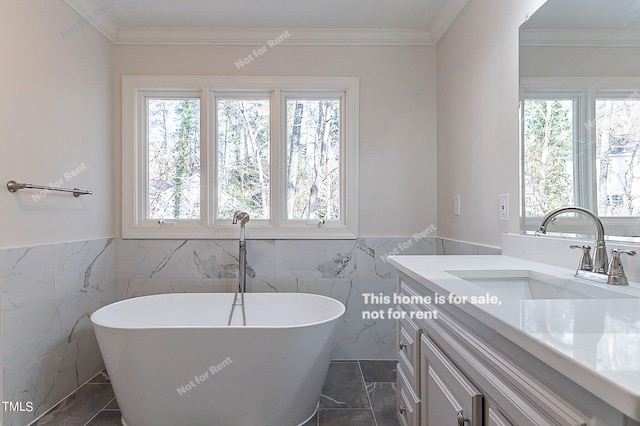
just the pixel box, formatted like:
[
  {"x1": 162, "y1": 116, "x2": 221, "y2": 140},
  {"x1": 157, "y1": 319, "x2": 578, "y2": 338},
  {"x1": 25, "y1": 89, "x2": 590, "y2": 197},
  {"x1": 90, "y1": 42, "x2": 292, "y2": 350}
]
[{"x1": 121, "y1": 225, "x2": 358, "y2": 240}]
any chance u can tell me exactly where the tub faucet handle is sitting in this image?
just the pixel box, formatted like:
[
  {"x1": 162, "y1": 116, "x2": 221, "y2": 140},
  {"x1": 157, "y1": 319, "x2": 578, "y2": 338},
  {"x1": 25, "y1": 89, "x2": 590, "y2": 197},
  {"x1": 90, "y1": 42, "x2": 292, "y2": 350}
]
[{"x1": 570, "y1": 245, "x2": 592, "y2": 271}]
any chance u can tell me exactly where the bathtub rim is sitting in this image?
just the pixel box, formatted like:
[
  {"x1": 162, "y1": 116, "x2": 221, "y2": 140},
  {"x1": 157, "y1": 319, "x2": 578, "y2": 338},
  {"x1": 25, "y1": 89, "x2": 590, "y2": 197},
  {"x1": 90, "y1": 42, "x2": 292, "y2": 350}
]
[{"x1": 90, "y1": 292, "x2": 346, "y2": 331}]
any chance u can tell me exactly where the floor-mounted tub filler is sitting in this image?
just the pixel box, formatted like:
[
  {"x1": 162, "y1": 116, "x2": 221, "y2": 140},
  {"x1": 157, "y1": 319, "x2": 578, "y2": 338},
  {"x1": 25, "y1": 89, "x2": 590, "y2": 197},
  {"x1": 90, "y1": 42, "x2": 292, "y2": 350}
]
[{"x1": 91, "y1": 292, "x2": 345, "y2": 426}]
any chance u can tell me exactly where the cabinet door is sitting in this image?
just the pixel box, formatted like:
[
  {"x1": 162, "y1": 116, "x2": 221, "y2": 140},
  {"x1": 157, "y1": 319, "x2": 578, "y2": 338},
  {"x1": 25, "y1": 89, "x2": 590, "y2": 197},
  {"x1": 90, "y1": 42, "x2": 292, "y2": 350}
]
[{"x1": 421, "y1": 335, "x2": 482, "y2": 426}]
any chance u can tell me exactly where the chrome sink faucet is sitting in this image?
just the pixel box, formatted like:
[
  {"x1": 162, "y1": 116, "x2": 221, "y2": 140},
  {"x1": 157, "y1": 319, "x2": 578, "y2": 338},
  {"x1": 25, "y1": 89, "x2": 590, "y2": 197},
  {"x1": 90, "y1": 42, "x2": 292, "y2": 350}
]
[
  {"x1": 537, "y1": 206, "x2": 608, "y2": 273},
  {"x1": 537, "y1": 206, "x2": 638, "y2": 286}
]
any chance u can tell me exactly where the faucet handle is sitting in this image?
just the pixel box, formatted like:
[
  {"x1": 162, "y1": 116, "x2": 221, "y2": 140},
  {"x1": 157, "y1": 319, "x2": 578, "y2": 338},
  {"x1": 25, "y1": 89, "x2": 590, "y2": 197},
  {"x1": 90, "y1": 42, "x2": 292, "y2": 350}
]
[
  {"x1": 607, "y1": 249, "x2": 637, "y2": 286},
  {"x1": 612, "y1": 249, "x2": 637, "y2": 257},
  {"x1": 570, "y1": 245, "x2": 592, "y2": 271}
]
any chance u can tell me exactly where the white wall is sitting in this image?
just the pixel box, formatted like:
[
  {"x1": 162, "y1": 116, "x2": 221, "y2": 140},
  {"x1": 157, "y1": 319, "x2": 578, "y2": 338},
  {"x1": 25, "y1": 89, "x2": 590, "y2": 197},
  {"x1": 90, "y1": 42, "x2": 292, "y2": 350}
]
[
  {"x1": 521, "y1": 46, "x2": 640, "y2": 78},
  {"x1": 113, "y1": 44, "x2": 437, "y2": 237},
  {"x1": 436, "y1": 0, "x2": 547, "y2": 247},
  {"x1": 1, "y1": 3, "x2": 114, "y2": 422},
  {"x1": 0, "y1": 0, "x2": 114, "y2": 249}
]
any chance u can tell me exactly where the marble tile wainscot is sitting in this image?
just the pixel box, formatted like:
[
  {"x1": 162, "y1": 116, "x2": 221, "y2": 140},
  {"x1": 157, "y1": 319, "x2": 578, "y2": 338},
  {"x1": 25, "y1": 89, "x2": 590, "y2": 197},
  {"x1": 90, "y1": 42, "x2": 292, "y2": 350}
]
[
  {"x1": 0, "y1": 235, "x2": 497, "y2": 425},
  {"x1": 1, "y1": 238, "x2": 116, "y2": 426},
  {"x1": 436, "y1": 237, "x2": 502, "y2": 255},
  {"x1": 116, "y1": 237, "x2": 437, "y2": 360}
]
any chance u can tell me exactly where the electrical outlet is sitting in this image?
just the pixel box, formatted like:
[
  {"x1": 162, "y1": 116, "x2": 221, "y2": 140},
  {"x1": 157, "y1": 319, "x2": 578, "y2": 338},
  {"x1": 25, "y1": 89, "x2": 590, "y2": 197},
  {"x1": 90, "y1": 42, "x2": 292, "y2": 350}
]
[
  {"x1": 454, "y1": 195, "x2": 461, "y2": 216},
  {"x1": 499, "y1": 194, "x2": 509, "y2": 221}
]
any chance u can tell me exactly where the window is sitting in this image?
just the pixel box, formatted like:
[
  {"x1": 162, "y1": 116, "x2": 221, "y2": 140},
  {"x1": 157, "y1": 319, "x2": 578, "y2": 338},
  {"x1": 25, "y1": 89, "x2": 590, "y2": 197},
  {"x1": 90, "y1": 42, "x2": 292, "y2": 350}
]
[
  {"x1": 215, "y1": 97, "x2": 271, "y2": 220},
  {"x1": 146, "y1": 97, "x2": 201, "y2": 220},
  {"x1": 522, "y1": 97, "x2": 575, "y2": 217},
  {"x1": 594, "y1": 98, "x2": 640, "y2": 218},
  {"x1": 123, "y1": 76, "x2": 359, "y2": 239},
  {"x1": 521, "y1": 79, "x2": 640, "y2": 239},
  {"x1": 285, "y1": 98, "x2": 341, "y2": 222}
]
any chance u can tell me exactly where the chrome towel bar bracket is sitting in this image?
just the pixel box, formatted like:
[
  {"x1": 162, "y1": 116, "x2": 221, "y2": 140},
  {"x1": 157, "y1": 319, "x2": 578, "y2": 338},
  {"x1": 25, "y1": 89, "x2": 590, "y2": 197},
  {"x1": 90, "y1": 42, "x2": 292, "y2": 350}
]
[{"x1": 7, "y1": 180, "x2": 92, "y2": 197}]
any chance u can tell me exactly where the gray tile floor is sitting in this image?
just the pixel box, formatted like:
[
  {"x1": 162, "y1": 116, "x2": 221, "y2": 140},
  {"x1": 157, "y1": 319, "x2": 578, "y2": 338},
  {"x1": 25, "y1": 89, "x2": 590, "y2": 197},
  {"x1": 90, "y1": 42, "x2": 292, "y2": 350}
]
[{"x1": 34, "y1": 360, "x2": 399, "y2": 426}]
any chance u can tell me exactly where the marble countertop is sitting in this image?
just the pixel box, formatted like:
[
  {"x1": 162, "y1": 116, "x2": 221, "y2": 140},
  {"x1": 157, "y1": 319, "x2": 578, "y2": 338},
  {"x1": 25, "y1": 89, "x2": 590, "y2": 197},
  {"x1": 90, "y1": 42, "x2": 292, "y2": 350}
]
[{"x1": 387, "y1": 255, "x2": 640, "y2": 421}]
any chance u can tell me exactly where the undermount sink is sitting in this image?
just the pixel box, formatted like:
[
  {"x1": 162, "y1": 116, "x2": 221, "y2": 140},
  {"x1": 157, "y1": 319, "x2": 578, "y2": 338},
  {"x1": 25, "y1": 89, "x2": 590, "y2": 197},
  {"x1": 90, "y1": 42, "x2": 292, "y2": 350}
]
[{"x1": 446, "y1": 269, "x2": 640, "y2": 300}]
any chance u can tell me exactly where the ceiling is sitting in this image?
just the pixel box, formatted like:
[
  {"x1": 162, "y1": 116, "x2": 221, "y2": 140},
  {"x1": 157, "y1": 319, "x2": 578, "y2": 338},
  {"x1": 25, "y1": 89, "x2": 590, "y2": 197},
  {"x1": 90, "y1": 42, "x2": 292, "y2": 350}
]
[
  {"x1": 521, "y1": 0, "x2": 640, "y2": 47},
  {"x1": 64, "y1": 0, "x2": 468, "y2": 45}
]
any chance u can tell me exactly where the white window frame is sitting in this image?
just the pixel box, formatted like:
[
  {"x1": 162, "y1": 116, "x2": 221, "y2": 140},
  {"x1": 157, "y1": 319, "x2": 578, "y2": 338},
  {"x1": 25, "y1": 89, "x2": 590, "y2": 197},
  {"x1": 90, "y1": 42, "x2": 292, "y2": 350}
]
[
  {"x1": 122, "y1": 75, "x2": 359, "y2": 239},
  {"x1": 521, "y1": 77, "x2": 640, "y2": 240}
]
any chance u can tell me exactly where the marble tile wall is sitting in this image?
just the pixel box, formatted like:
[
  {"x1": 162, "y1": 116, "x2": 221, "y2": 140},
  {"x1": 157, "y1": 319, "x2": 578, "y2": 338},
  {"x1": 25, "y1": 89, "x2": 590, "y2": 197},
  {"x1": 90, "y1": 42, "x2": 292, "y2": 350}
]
[
  {"x1": 1, "y1": 238, "x2": 116, "y2": 426},
  {"x1": 436, "y1": 237, "x2": 502, "y2": 255},
  {"x1": 0, "y1": 234, "x2": 497, "y2": 424},
  {"x1": 116, "y1": 237, "x2": 437, "y2": 360}
]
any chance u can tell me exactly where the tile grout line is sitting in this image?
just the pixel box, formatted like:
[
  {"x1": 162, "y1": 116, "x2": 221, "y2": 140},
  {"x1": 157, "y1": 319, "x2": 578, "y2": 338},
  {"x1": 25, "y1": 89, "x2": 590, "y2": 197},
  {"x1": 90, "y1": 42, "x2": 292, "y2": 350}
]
[
  {"x1": 357, "y1": 360, "x2": 378, "y2": 426},
  {"x1": 82, "y1": 393, "x2": 117, "y2": 426},
  {"x1": 28, "y1": 371, "x2": 110, "y2": 426}
]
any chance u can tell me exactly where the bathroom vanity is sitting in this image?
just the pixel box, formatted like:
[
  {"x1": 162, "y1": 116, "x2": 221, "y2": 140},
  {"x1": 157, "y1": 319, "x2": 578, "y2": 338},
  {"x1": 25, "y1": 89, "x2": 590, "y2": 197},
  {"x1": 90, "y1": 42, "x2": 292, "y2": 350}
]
[{"x1": 388, "y1": 255, "x2": 640, "y2": 426}]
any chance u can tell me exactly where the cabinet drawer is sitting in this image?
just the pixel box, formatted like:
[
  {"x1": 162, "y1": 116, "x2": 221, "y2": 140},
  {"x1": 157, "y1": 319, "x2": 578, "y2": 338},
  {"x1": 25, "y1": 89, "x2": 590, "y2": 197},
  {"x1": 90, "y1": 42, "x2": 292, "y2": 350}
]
[
  {"x1": 421, "y1": 335, "x2": 483, "y2": 426},
  {"x1": 397, "y1": 363, "x2": 420, "y2": 426},
  {"x1": 397, "y1": 308, "x2": 421, "y2": 390}
]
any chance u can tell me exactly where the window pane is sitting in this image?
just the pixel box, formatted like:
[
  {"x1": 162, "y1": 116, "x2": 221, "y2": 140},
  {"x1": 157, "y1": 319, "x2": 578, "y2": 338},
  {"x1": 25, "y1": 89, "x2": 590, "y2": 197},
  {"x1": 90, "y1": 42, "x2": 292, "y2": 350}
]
[
  {"x1": 147, "y1": 98, "x2": 200, "y2": 220},
  {"x1": 217, "y1": 99, "x2": 270, "y2": 220},
  {"x1": 595, "y1": 98, "x2": 640, "y2": 217},
  {"x1": 286, "y1": 99, "x2": 341, "y2": 221},
  {"x1": 523, "y1": 99, "x2": 574, "y2": 217}
]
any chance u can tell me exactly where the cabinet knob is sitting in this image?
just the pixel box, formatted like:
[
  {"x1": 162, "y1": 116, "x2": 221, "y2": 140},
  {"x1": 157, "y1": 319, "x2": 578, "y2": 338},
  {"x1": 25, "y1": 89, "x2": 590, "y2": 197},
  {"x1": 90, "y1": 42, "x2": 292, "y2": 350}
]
[
  {"x1": 399, "y1": 405, "x2": 406, "y2": 415},
  {"x1": 457, "y1": 410, "x2": 469, "y2": 426},
  {"x1": 399, "y1": 342, "x2": 407, "y2": 351}
]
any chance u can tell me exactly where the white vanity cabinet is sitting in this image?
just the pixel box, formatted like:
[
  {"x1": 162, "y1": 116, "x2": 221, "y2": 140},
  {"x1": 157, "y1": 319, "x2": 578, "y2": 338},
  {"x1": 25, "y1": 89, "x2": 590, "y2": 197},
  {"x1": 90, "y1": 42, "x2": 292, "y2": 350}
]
[
  {"x1": 391, "y1": 255, "x2": 640, "y2": 425},
  {"x1": 396, "y1": 274, "x2": 604, "y2": 426}
]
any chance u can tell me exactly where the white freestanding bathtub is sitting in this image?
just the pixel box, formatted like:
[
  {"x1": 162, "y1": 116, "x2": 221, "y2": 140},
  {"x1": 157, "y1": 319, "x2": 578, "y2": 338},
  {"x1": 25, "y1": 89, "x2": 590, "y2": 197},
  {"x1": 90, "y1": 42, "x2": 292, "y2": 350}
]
[{"x1": 91, "y1": 293, "x2": 345, "y2": 426}]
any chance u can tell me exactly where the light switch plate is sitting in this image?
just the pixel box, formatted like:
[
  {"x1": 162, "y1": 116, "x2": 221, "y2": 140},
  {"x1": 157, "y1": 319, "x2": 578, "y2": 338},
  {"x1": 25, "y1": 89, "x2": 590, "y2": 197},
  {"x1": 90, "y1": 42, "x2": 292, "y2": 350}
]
[{"x1": 499, "y1": 194, "x2": 509, "y2": 221}]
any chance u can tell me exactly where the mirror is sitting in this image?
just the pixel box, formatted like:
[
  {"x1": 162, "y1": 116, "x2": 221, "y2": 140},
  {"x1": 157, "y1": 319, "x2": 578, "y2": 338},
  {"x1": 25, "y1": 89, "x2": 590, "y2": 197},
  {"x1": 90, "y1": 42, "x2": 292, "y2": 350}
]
[{"x1": 519, "y1": 0, "x2": 640, "y2": 242}]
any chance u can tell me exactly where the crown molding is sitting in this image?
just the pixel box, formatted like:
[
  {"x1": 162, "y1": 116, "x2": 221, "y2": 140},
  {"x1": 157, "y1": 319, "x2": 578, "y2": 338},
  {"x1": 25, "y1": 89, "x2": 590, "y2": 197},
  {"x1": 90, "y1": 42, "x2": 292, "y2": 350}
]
[
  {"x1": 521, "y1": 29, "x2": 640, "y2": 47},
  {"x1": 114, "y1": 27, "x2": 433, "y2": 46},
  {"x1": 62, "y1": 0, "x2": 435, "y2": 46},
  {"x1": 64, "y1": 0, "x2": 118, "y2": 43},
  {"x1": 428, "y1": 0, "x2": 469, "y2": 44},
  {"x1": 62, "y1": 0, "x2": 467, "y2": 46}
]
